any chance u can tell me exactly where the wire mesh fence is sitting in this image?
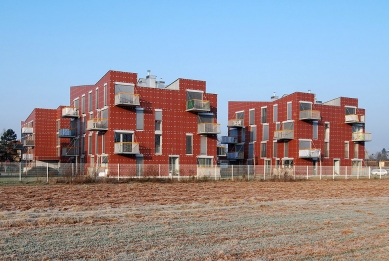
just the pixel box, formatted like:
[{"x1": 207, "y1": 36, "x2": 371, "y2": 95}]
[{"x1": 0, "y1": 162, "x2": 388, "y2": 184}]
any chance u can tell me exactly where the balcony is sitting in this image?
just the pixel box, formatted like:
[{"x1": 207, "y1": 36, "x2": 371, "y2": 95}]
[
  {"x1": 227, "y1": 119, "x2": 244, "y2": 128},
  {"x1": 198, "y1": 123, "x2": 221, "y2": 135},
  {"x1": 58, "y1": 129, "x2": 76, "y2": 138},
  {"x1": 274, "y1": 130, "x2": 294, "y2": 140},
  {"x1": 62, "y1": 147, "x2": 79, "y2": 156},
  {"x1": 227, "y1": 151, "x2": 244, "y2": 160},
  {"x1": 87, "y1": 119, "x2": 108, "y2": 131},
  {"x1": 345, "y1": 114, "x2": 365, "y2": 124},
  {"x1": 114, "y1": 142, "x2": 140, "y2": 154},
  {"x1": 186, "y1": 99, "x2": 210, "y2": 112},
  {"x1": 217, "y1": 146, "x2": 227, "y2": 157},
  {"x1": 62, "y1": 107, "x2": 79, "y2": 118},
  {"x1": 23, "y1": 140, "x2": 35, "y2": 147},
  {"x1": 300, "y1": 110, "x2": 321, "y2": 120},
  {"x1": 115, "y1": 93, "x2": 140, "y2": 107},
  {"x1": 22, "y1": 127, "x2": 33, "y2": 134},
  {"x1": 299, "y1": 149, "x2": 321, "y2": 158},
  {"x1": 22, "y1": 154, "x2": 33, "y2": 161},
  {"x1": 352, "y1": 132, "x2": 372, "y2": 142},
  {"x1": 221, "y1": 136, "x2": 238, "y2": 144}
]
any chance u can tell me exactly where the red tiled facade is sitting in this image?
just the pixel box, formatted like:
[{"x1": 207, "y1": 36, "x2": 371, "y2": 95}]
[{"x1": 223, "y1": 92, "x2": 371, "y2": 168}]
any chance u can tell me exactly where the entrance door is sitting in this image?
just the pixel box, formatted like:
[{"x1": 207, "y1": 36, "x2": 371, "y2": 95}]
[
  {"x1": 334, "y1": 159, "x2": 340, "y2": 175},
  {"x1": 169, "y1": 156, "x2": 179, "y2": 176}
]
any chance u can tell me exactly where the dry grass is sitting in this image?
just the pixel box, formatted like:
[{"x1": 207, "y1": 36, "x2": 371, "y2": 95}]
[{"x1": 1, "y1": 180, "x2": 389, "y2": 260}]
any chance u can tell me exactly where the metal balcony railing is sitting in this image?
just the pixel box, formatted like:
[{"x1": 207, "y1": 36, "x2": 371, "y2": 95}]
[
  {"x1": 352, "y1": 132, "x2": 372, "y2": 142},
  {"x1": 23, "y1": 140, "x2": 35, "y2": 147},
  {"x1": 197, "y1": 123, "x2": 221, "y2": 134},
  {"x1": 115, "y1": 93, "x2": 140, "y2": 107},
  {"x1": 87, "y1": 119, "x2": 108, "y2": 131},
  {"x1": 186, "y1": 99, "x2": 210, "y2": 112},
  {"x1": 58, "y1": 129, "x2": 76, "y2": 138},
  {"x1": 114, "y1": 142, "x2": 140, "y2": 154},
  {"x1": 22, "y1": 127, "x2": 33, "y2": 134},
  {"x1": 62, "y1": 147, "x2": 79, "y2": 156},
  {"x1": 227, "y1": 151, "x2": 244, "y2": 160},
  {"x1": 221, "y1": 136, "x2": 238, "y2": 144},
  {"x1": 62, "y1": 107, "x2": 79, "y2": 118},
  {"x1": 299, "y1": 110, "x2": 321, "y2": 120},
  {"x1": 274, "y1": 130, "x2": 294, "y2": 140},
  {"x1": 299, "y1": 149, "x2": 321, "y2": 158},
  {"x1": 345, "y1": 114, "x2": 365, "y2": 124},
  {"x1": 227, "y1": 119, "x2": 244, "y2": 128}
]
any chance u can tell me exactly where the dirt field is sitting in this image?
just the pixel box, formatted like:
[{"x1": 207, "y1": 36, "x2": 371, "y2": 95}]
[{"x1": 1, "y1": 179, "x2": 389, "y2": 260}]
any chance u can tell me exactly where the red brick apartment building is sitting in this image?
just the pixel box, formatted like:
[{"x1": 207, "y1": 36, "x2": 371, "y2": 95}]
[
  {"x1": 21, "y1": 70, "x2": 220, "y2": 176},
  {"x1": 221, "y1": 92, "x2": 372, "y2": 172}
]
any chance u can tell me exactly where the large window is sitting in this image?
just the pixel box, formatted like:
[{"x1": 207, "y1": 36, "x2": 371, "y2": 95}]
[
  {"x1": 155, "y1": 134, "x2": 162, "y2": 154},
  {"x1": 273, "y1": 141, "x2": 277, "y2": 158},
  {"x1": 345, "y1": 106, "x2": 356, "y2": 115},
  {"x1": 198, "y1": 157, "x2": 212, "y2": 167},
  {"x1": 354, "y1": 143, "x2": 359, "y2": 158},
  {"x1": 103, "y1": 84, "x2": 107, "y2": 107},
  {"x1": 250, "y1": 126, "x2": 256, "y2": 142},
  {"x1": 261, "y1": 107, "x2": 267, "y2": 124},
  {"x1": 249, "y1": 109, "x2": 255, "y2": 125},
  {"x1": 262, "y1": 124, "x2": 269, "y2": 141},
  {"x1": 115, "y1": 132, "x2": 133, "y2": 142},
  {"x1": 284, "y1": 142, "x2": 289, "y2": 158},
  {"x1": 344, "y1": 141, "x2": 349, "y2": 159},
  {"x1": 95, "y1": 88, "x2": 99, "y2": 110},
  {"x1": 273, "y1": 105, "x2": 278, "y2": 122},
  {"x1": 200, "y1": 136, "x2": 207, "y2": 155},
  {"x1": 88, "y1": 135, "x2": 92, "y2": 155},
  {"x1": 313, "y1": 121, "x2": 318, "y2": 140},
  {"x1": 248, "y1": 142, "x2": 254, "y2": 159},
  {"x1": 236, "y1": 111, "x2": 244, "y2": 119},
  {"x1": 261, "y1": 142, "x2": 267, "y2": 158},
  {"x1": 287, "y1": 102, "x2": 292, "y2": 120},
  {"x1": 88, "y1": 92, "x2": 93, "y2": 112},
  {"x1": 81, "y1": 95, "x2": 85, "y2": 114},
  {"x1": 155, "y1": 109, "x2": 162, "y2": 131},
  {"x1": 324, "y1": 142, "x2": 329, "y2": 158}
]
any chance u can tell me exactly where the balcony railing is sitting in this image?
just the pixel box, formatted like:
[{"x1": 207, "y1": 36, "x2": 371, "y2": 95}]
[
  {"x1": 62, "y1": 107, "x2": 79, "y2": 118},
  {"x1": 22, "y1": 127, "x2": 33, "y2": 134},
  {"x1": 299, "y1": 110, "x2": 321, "y2": 120},
  {"x1": 345, "y1": 114, "x2": 365, "y2": 124},
  {"x1": 221, "y1": 136, "x2": 238, "y2": 144},
  {"x1": 23, "y1": 140, "x2": 35, "y2": 147},
  {"x1": 227, "y1": 151, "x2": 244, "y2": 160},
  {"x1": 115, "y1": 93, "x2": 140, "y2": 107},
  {"x1": 186, "y1": 99, "x2": 210, "y2": 112},
  {"x1": 274, "y1": 130, "x2": 294, "y2": 140},
  {"x1": 114, "y1": 142, "x2": 140, "y2": 154},
  {"x1": 352, "y1": 132, "x2": 372, "y2": 142},
  {"x1": 198, "y1": 123, "x2": 221, "y2": 134},
  {"x1": 227, "y1": 119, "x2": 244, "y2": 128},
  {"x1": 217, "y1": 146, "x2": 227, "y2": 156},
  {"x1": 62, "y1": 147, "x2": 79, "y2": 156},
  {"x1": 87, "y1": 119, "x2": 108, "y2": 131},
  {"x1": 58, "y1": 129, "x2": 76, "y2": 138},
  {"x1": 299, "y1": 149, "x2": 321, "y2": 158},
  {"x1": 22, "y1": 154, "x2": 33, "y2": 161}
]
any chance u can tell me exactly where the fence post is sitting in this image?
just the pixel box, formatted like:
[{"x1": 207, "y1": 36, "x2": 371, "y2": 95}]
[
  {"x1": 306, "y1": 165, "x2": 308, "y2": 180},
  {"x1": 118, "y1": 164, "x2": 120, "y2": 181},
  {"x1": 263, "y1": 165, "x2": 266, "y2": 181},
  {"x1": 46, "y1": 163, "x2": 49, "y2": 183},
  {"x1": 368, "y1": 166, "x2": 371, "y2": 179}
]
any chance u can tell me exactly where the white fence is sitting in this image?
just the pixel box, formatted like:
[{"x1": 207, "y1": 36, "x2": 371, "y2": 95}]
[{"x1": 0, "y1": 162, "x2": 388, "y2": 183}]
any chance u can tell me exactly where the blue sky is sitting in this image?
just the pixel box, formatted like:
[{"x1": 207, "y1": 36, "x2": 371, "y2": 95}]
[{"x1": 0, "y1": 0, "x2": 388, "y2": 153}]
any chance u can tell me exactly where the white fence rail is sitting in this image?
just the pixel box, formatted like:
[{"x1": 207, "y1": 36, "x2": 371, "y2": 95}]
[{"x1": 0, "y1": 162, "x2": 388, "y2": 183}]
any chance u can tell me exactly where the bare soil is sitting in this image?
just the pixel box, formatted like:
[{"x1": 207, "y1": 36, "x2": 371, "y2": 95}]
[{"x1": 1, "y1": 179, "x2": 389, "y2": 260}]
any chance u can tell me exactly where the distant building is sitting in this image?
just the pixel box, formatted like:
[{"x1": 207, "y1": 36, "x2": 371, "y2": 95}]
[
  {"x1": 21, "y1": 70, "x2": 220, "y2": 176},
  {"x1": 221, "y1": 92, "x2": 371, "y2": 173}
]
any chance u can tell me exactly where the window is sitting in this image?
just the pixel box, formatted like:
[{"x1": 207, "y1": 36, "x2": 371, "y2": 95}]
[
  {"x1": 136, "y1": 108, "x2": 144, "y2": 130},
  {"x1": 261, "y1": 107, "x2": 267, "y2": 124},
  {"x1": 324, "y1": 123, "x2": 330, "y2": 141},
  {"x1": 250, "y1": 125, "x2": 256, "y2": 142},
  {"x1": 81, "y1": 136, "x2": 85, "y2": 155},
  {"x1": 248, "y1": 142, "x2": 254, "y2": 159},
  {"x1": 283, "y1": 121, "x2": 294, "y2": 130},
  {"x1": 273, "y1": 105, "x2": 278, "y2": 123},
  {"x1": 241, "y1": 128, "x2": 246, "y2": 142},
  {"x1": 344, "y1": 141, "x2": 349, "y2": 159},
  {"x1": 300, "y1": 102, "x2": 312, "y2": 111},
  {"x1": 273, "y1": 141, "x2": 277, "y2": 158},
  {"x1": 287, "y1": 102, "x2": 292, "y2": 120},
  {"x1": 200, "y1": 136, "x2": 207, "y2": 155},
  {"x1": 284, "y1": 142, "x2": 289, "y2": 158},
  {"x1": 88, "y1": 135, "x2": 92, "y2": 155},
  {"x1": 155, "y1": 109, "x2": 162, "y2": 131},
  {"x1": 74, "y1": 98, "x2": 79, "y2": 109},
  {"x1": 345, "y1": 106, "x2": 356, "y2": 115},
  {"x1": 95, "y1": 133, "x2": 98, "y2": 154},
  {"x1": 313, "y1": 121, "x2": 318, "y2": 140},
  {"x1": 198, "y1": 157, "x2": 212, "y2": 167},
  {"x1": 186, "y1": 134, "x2": 193, "y2": 154},
  {"x1": 262, "y1": 124, "x2": 269, "y2": 141},
  {"x1": 88, "y1": 92, "x2": 93, "y2": 112},
  {"x1": 299, "y1": 139, "x2": 311, "y2": 149},
  {"x1": 115, "y1": 132, "x2": 133, "y2": 143},
  {"x1": 136, "y1": 155, "x2": 144, "y2": 177},
  {"x1": 354, "y1": 143, "x2": 359, "y2": 158},
  {"x1": 236, "y1": 111, "x2": 244, "y2": 119},
  {"x1": 104, "y1": 84, "x2": 107, "y2": 107},
  {"x1": 95, "y1": 88, "x2": 99, "y2": 110},
  {"x1": 186, "y1": 90, "x2": 203, "y2": 100},
  {"x1": 249, "y1": 109, "x2": 255, "y2": 125},
  {"x1": 275, "y1": 122, "x2": 281, "y2": 131},
  {"x1": 155, "y1": 134, "x2": 162, "y2": 154},
  {"x1": 81, "y1": 95, "x2": 85, "y2": 114},
  {"x1": 261, "y1": 142, "x2": 267, "y2": 158}
]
